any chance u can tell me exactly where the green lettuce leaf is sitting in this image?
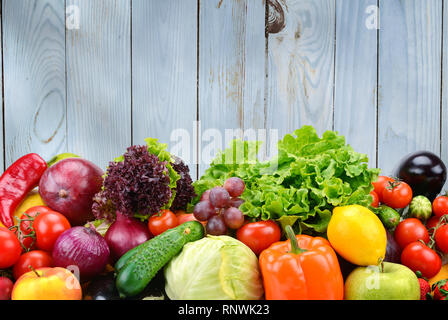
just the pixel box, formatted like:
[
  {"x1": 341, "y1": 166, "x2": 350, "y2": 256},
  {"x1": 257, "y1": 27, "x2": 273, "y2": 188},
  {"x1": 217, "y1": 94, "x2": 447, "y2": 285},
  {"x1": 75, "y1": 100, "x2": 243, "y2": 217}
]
[{"x1": 192, "y1": 126, "x2": 379, "y2": 235}]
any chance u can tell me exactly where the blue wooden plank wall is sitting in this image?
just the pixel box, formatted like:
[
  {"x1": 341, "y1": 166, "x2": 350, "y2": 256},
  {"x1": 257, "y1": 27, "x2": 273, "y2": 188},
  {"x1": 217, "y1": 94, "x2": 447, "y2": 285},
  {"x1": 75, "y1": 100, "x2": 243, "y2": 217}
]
[{"x1": 1, "y1": 0, "x2": 447, "y2": 181}]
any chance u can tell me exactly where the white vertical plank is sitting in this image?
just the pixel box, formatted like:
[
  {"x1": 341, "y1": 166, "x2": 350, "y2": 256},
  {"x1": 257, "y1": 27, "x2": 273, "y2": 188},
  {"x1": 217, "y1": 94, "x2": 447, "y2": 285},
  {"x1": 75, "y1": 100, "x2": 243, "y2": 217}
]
[
  {"x1": 0, "y1": 2, "x2": 3, "y2": 172},
  {"x1": 3, "y1": 0, "x2": 66, "y2": 166},
  {"x1": 66, "y1": 0, "x2": 131, "y2": 170},
  {"x1": 132, "y1": 0, "x2": 198, "y2": 179},
  {"x1": 266, "y1": 0, "x2": 335, "y2": 141},
  {"x1": 378, "y1": 0, "x2": 442, "y2": 175},
  {"x1": 199, "y1": 0, "x2": 266, "y2": 176},
  {"x1": 334, "y1": 0, "x2": 378, "y2": 168},
  {"x1": 442, "y1": 1, "x2": 448, "y2": 180}
]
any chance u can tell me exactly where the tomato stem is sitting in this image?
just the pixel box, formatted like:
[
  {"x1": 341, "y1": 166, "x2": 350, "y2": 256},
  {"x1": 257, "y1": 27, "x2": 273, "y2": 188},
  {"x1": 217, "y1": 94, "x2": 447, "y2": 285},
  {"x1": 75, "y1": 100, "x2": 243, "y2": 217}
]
[
  {"x1": 285, "y1": 225, "x2": 306, "y2": 254},
  {"x1": 28, "y1": 265, "x2": 40, "y2": 278}
]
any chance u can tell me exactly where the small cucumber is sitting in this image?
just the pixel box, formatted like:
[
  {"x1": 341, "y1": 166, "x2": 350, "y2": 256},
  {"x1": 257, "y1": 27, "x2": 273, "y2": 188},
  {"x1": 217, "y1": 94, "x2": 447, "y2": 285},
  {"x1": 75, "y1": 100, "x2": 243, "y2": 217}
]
[
  {"x1": 115, "y1": 221, "x2": 204, "y2": 298},
  {"x1": 409, "y1": 195, "x2": 432, "y2": 221},
  {"x1": 377, "y1": 205, "x2": 401, "y2": 230}
]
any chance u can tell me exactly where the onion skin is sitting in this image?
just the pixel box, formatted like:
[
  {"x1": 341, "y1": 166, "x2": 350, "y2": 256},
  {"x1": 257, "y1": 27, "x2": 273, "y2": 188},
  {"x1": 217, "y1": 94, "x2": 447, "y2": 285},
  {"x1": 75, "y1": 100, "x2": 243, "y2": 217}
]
[
  {"x1": 52, "y1": 226, "x2": 110, "y2": 280},
  {"x1": 105, "y1": 212, "x2": 152, "y2": 262}
]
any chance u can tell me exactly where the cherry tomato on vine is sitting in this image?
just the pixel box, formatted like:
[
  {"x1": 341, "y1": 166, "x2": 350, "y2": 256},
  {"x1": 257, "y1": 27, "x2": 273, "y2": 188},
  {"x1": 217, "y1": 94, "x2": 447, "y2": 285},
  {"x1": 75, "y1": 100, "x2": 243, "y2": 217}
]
[
  {"x1": 372, "y1": 176, "x2": 395, "y2": 203},
  {"x1": 370, "y1": 191, "x2": 380, "y2": 208},
  {"x1": 0, "y1": 277, "x2": 13, "y2": 300},
  {"x1": 148, "y1": 210, "x2": 179, "y2": 236},
  {"x1": 382, "y1": 181, "x2": 413, "y2": 209},
  {"x1": 427, "y1": 215, "x2": 447, "y2": 236},
  {"x1": 394, "y1": 218, "x2": 429, "y2": 249},
  {"x1": 435, "y1": 224, "x2": 448, "y2": 254},
  {"x1": 16, "y1": 206, "x2": 52, "y2": 251},
  {"x1": 433, "y1": 196, "x2": 448, "y2": 218},
  {"x1": 12, "y1": 250, "x2": 53, "y2": 280},
  {"x1": 401, "y1": 241, "x2": 442, "y2": 279},
  {"x1": 236, "y1": 220, "x2": 281, "y2": 255},
  {"x1": 33, "y1": 210, "x2": 71, "y2": 251},
  {"x1": 0, "y1": 228, "x2": 22, "y2": 269}
]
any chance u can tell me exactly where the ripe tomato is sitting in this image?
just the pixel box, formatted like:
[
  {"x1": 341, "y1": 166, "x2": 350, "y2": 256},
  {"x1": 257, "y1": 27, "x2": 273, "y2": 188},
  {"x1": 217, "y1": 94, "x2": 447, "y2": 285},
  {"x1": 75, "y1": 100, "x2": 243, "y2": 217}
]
[
  {"x1": 370, "y1": 191, "x2": 380, "y2": 208},
  {"x1": 33, "y1": 210, "x2": 71, "y2": 251},
  {"x1": 16, "y1": 206, "x2": 52, "y2": 251},
  {"x1": 0, "y1": 277, "x2": 13, "y2": 300},
  {"x1": 382, "y1": 181, "x2": 413, "y2": 209},
  {"x1": 236, "y1": 220, "x2": 281, "y2": 255},
  {"x1": 394, "y1": 218, "x2": 429, "y2": 249},
  {"x1": 372, "y1": 176, "x2": 395, "y2": 203},
  {"x1": 0, "y1": 228, "x2": 22, "y2": 269},
  {"x1": 12, "y1": 250, "x2": 53, "y2": 280},
  {"x1": 426, "y1": 215, "x2": 446, "y2": 234},
  {"x1": 435, "y1": 224, "x2": 448, "y2": 254},
  {"x1": 148, "y1": 210, "x2": 179, "y2": 236},
  {"x1": 175, "y1": 211, "x2": 206, "y2": 227},
  {"x1": 401, "y1": 241, "x2": 442, "y2": 279},
  {"x1": 433, "y1": 196, "x2": 448, "y2": 218}
]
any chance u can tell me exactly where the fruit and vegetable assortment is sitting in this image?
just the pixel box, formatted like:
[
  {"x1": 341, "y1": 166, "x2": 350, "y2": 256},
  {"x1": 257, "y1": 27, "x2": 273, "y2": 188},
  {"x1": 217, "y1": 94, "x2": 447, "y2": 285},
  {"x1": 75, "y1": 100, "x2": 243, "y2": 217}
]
[{"x1": 0, "y1": 126, "x2": 447, "y2": 301}]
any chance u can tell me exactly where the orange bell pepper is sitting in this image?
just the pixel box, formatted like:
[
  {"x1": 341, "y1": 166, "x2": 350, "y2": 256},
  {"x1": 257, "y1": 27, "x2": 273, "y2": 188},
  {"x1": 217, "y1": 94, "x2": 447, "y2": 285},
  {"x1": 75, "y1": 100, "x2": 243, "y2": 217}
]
[{"x1": 259, "y1": 226, "x2": 344, "y2": 300}]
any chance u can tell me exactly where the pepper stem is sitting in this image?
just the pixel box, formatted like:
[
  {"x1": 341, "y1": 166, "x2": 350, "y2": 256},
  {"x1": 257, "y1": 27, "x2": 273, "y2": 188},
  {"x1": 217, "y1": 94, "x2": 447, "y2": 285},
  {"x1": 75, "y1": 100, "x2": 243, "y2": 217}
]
[{"x1": 285, "y1": 225, "x2": 306, "y2": 254}]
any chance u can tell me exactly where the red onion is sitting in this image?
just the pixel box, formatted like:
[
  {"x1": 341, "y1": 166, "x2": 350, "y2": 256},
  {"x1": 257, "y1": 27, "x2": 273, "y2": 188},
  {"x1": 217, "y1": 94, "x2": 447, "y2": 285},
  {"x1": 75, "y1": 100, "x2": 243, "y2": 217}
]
[
  {"x1": 105, "y1": 212, "x2": 151, "y2": 261},
  {"x1": 52, "y1": 226, "x2": 110, "y2": 280}
]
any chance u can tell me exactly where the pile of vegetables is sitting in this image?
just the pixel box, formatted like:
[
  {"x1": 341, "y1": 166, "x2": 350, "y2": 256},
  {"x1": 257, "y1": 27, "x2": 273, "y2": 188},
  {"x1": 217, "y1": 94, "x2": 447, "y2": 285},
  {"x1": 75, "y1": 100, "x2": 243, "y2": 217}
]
[
  {"x1": 192, "y1": 126, "x2": 379, "y2": 234},
  {"x1": 1, "y1": 125, "x2": 448, "y2": 302}
]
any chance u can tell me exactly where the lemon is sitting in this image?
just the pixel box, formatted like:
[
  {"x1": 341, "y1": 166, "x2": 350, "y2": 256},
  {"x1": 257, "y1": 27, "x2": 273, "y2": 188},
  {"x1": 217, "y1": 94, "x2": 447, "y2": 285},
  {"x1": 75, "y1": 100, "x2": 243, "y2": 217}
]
[
  {"x1": 327, "y1": 205, "x2": 387, "y2": 266},
  {"x1": 13, "y1": 189, "x2": 46, "y2": 223}
]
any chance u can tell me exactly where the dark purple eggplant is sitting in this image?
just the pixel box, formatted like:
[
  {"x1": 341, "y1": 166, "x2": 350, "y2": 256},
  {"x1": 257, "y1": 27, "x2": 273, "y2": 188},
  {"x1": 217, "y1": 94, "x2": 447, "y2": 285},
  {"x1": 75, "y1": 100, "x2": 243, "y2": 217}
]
[
  {"x1": 384, "y1": 230, "x2": 401, "y2": 263},
  {"x1": 394, "y1": 151, "x2": 447, "y2": 202}
]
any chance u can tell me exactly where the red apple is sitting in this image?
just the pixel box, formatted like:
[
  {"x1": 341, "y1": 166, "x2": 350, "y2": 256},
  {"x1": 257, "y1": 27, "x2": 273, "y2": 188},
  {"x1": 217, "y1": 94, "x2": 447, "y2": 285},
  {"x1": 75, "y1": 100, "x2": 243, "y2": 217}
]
[{"x1": 39, "y1": 158, "x2": 104, "y2": 226}]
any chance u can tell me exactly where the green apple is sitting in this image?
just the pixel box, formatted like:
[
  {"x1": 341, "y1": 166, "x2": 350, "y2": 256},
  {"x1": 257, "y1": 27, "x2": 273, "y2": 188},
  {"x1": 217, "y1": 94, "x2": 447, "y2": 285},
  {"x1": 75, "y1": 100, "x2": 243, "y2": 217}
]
[
  {"x1": 47, "y1": 153, "x2": 80, "y2": 167},
  {"x1": 345, "y1": 262, "x2": 420, "y2": 300}
]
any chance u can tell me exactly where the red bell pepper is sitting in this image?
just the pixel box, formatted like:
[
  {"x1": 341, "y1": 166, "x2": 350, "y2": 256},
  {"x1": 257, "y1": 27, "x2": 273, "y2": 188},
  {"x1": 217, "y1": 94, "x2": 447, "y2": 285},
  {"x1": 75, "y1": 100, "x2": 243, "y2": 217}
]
[{"x1": 0, "y1": 154, "x2": 47, "y2": 227}]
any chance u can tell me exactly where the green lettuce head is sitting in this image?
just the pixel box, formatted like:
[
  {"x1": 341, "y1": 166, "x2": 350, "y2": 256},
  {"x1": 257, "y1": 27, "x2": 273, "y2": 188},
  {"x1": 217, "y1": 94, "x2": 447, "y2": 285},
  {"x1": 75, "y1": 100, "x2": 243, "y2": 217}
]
[{"x1": 164, "y1": 235, "x2": 264, "y2": 300}]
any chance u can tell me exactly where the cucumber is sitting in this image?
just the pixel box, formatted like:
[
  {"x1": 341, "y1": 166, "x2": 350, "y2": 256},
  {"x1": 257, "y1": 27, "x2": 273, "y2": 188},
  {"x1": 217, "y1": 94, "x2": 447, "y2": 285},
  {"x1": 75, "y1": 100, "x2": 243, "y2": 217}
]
[
  {"x1": 377, "y1": 205, "x2": 401, "y2": 230},
  {"x1": 115, "y1": 221, "x2": 204, "y2": 298},
  {"x1": 409, "y1": 195, "x2": 432, "y2": 221}
]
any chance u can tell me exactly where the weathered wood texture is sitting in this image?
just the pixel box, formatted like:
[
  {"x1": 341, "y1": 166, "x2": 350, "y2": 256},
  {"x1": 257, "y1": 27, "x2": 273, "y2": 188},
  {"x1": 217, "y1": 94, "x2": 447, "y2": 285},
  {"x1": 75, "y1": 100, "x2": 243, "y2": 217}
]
[
  {"x1": 132, "y1": 0, "x2": 198, "y2": 179},
  {"x1": 334, "y1": 0, "x2": 378, "y2": 168},
  {"x1": 1, "y1": 0, "x2": 448, "y2": 185},
  {"x1": 267, "y1": 0, "x2": 335, "y2": 141},
  {"x1": 66, "y1": 0, "x2": 132, "y2": 170},
  {"x1": 378, "y1": 0, "x2": 442, "y2": 175},
  {"x1": 198, "y1": 0, "x2": 265, "y2": 176},
  {"x1": 3, "y1": 0, "x2": 66, "y2": 166},
  {"x1": 442, "y1": 1, "x2": 448, "y2": 175}
]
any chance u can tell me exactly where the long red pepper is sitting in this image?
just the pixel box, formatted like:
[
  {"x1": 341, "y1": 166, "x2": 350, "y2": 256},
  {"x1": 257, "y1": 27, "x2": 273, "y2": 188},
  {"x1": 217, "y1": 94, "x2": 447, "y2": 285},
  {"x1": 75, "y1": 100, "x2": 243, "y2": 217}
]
[{"x1": 0, "y1": 153, "x2": 47, "y2": 227}]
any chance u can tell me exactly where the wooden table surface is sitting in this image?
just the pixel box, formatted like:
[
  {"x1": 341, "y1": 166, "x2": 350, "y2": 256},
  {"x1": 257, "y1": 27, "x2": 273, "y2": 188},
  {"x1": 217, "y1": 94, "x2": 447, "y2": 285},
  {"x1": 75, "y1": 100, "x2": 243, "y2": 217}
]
[{"x1": 1, "y1": 0, "x2": 447, "y2": 181}]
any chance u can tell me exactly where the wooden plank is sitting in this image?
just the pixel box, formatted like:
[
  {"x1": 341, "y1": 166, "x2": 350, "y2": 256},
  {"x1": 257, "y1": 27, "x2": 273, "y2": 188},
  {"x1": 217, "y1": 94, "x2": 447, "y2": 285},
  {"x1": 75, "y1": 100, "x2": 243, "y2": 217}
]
[
  {"x1": 66, "y1": 0, "x2": 131, "y2": 170},
  {"x1": 0, "y1": 1, "x2": 3, "y2": 172},
  {"x1": 3, "y1": 0, "x2": 66, "y2": 166},
  {"x1": 266, "y1": 0, "x2": 335, "y2": 142},
  {"x1": 334, "y1": 0, "x2": 378, "y2": 168},
  {"x1": 442, "y1": 1, "x2": 448, "y2": 182},
  {"x1": 198, "y1": 0, "x2": 266, "y2": 177},
  {"x1": 378, "y1": 0, "x2": 442, "y2": 176},
  {"x1": 132, "y1": 0, "x2": 198, "y2": 179}
]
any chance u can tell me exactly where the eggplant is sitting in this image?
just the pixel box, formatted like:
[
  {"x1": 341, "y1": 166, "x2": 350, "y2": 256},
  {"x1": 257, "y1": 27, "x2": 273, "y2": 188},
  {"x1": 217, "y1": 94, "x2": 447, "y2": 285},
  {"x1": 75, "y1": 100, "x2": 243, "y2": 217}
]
[
  {"x1": 394, "y1": 151, "x2": 447, "y2": 202},
  {"x1": 84, "y1": 274, "x2": 120, "y2": 300},
  {"x1": 384, "y1": 230, "x2": 401, "y2": 264}
]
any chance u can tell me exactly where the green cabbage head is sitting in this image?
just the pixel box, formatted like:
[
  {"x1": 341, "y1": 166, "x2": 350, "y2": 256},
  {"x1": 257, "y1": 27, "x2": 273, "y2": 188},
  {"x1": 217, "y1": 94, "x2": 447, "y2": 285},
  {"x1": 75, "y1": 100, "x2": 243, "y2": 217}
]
[{"x1": 164, "y1": 235, "x2": 264, "y2": 300}]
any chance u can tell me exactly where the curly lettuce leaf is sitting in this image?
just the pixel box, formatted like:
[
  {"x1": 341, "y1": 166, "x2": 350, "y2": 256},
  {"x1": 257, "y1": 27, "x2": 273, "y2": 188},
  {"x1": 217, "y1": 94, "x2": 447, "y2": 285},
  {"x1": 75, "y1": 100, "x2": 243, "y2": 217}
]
[{"x1": 192, "y1": 126, "x2": 379, "y2": 235}]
